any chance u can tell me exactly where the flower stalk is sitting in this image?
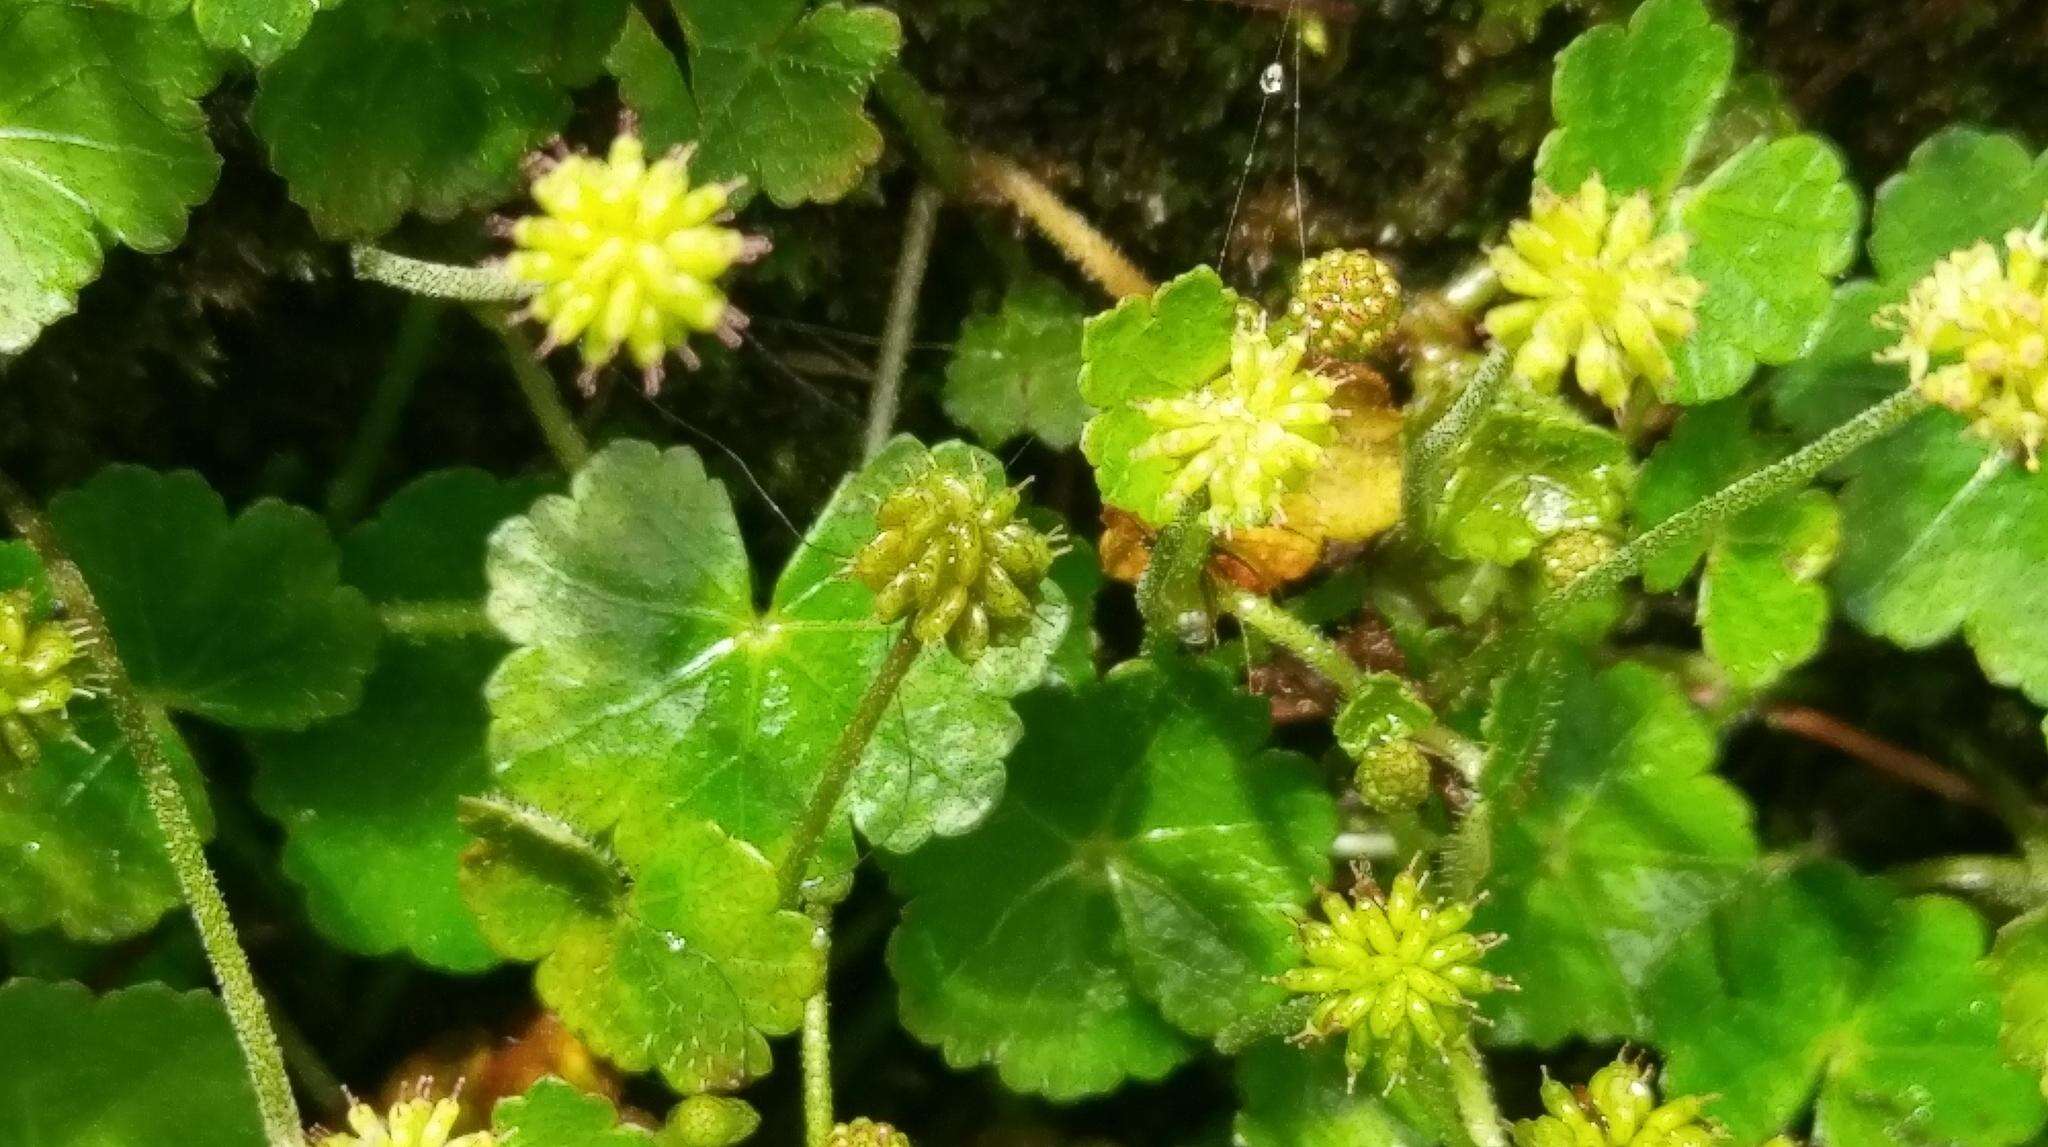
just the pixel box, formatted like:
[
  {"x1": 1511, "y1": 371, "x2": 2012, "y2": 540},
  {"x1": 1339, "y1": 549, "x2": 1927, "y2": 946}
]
[
  {"x1": 351, "y1": 246, "x2": 527, "y2": 302},
  {"x1": 0, "y1": 470, "x2": 304, "y2": 1147},
  {"x1": 1404, "y1": 344, "x2": 1512, "y2": 529}
]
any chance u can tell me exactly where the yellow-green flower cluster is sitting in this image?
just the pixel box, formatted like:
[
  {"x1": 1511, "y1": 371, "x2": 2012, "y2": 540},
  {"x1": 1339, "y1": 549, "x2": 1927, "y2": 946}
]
[
  {"x1": 0, "y1": 588, "x2": 91, "y2": 767},
  {"x1": 827, "y1": 1117, "x2": 912, "y2": 1147},
  {"x1": 1485, "y1": 176, "x2": 1706, "y2": 412},
  {"x1": 1514, "y1": 1058, "x2": 1727, "y2": 1147},
  {"x1": 1878, "y1": 222, "x2": 2048, "y2": 467},
  {"x1": 315, "y1": 1095, "x2": 492, "y2": 1147},
  {"x1": 1278, "y1": 867, "x2": 1507, "y2": 1085},
  {"x1": 1130, "y1": 321, "x2": 1338, "y2": 534},
  {"x1": 506, "y1": 133, "x2": 765, "y2": 391},
  {"x1": 850, "y1": 457, "x2": 1060, "y2": 661},
  {"x1": 1288, "y1": 249, "x2": 1404, "y2": 362}
]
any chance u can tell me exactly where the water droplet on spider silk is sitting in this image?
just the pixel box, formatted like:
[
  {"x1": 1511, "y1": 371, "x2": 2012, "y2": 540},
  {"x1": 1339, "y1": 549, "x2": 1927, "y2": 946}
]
[{"x1": 1260, "y1": 63, "x2": 1286, "y2": 95}]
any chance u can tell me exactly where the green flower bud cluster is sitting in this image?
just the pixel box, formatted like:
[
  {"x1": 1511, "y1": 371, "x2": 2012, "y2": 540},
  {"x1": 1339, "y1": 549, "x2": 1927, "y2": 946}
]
[
  {"x1": 1288, "y1": 249, "x2": 1404, "y2": 362},
  {"x1": 667, "y1": 1095, "x2": 760, "y2": 1147},
  {"x1": 0, "y1": 588, "x2": 92, "y2": 767},
  {"x1": 850, "y1": 458, "x2": 1060, "y2": 661},
  {"x1": 1334, "y1": 675, "x2": 1436, "y2": 815},
  {"x1": 1278, "y1": 867, "x2": 1508, "y2": 1085},
  {"x1": 1514, "y1": 1057, "x2": 1727, "y2": 1147},
  {"x1": 827, "y1": 1118, "x2": 911, "y2": 1147},
  {"x1": 506, "y1": 133, "x2": 767, "y2": 392},
  {"x1": 1353, "y1": 740, "x2": 1431, "y2": 814},
  {"x1": 1536, "y1": 528, "x2": 1619, "y2": 590}
]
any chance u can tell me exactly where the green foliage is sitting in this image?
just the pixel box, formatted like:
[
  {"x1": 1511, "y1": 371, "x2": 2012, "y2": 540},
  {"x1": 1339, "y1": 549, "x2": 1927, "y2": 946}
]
[
  {"x1": 943, "y1": 277, "x2": 1091, "y2": 449},
  {"x1": 487, "y1": 438, "x2": 1064, "y2": 897},
  {"x1": 614, "y1": 0, "x2": 903, "y2": 206},
  {"x1": 1429, "y1": 383, "x2": 1634, "y2": 567},
  {"x1": 1475, "y1": 657, "x2": 1757, "y2": 1046},
  {"x1": 0, "y1": 979, "x2": 264, "y2": 1146},
  {"x1": 1648, "y1": 862, "x2": 2044, "y2": 1146},
  {"x1": 461, "y1": 799, "x2": 823, "y2": 1094},
  {"x1": 888, "y1": 659, "x2": 1335, "y2": 1098},
  {"x1": 1637, "y1": 401, "x2": 1841, "y2": 687},
  {"x1": 1990, "y1": 907, "x2": 2048, "y2": 1097},
  {"x1": 253, "y1": 471, "x2": 542, "y2": 971},
  {"x1": 1234, "y1": 1044, "x2": 1435, "y2": 1147},
  {"x1": 1668, "y1": 136, "x2": 1861, "y2": 403},
  {"x1": 0, "y1": 0, "x2": 220, "y2": 353},
  {"x1": 253, "y1": 0, "x2": 629, "y2": 237},
  {"x1": 1773, "y1": 130, "x2": 2048, "y2": 705},
  {"x1": 193, "y1": 0, "x2": 317, "y2": 64},
  {"x1": 50, "y1": 466, "x2": 378, "y2": 729},
  {"x1": 1535, "y1": 0, "x2": 1733, "y2": 198},
  {"x1": 495, "y1": 1076, "x2": 750, "y2": 1145}
]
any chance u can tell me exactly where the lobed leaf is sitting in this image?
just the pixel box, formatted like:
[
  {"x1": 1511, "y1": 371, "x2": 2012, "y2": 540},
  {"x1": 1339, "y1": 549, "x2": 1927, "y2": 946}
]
[
  {"x1": 488, "y1": 438, "x2": 1065, "y2": 899},
  {"x1": 1476, "y1": 656, "x2": 1757, "y2": 1046},
  {"x1": 1429, "y1": 383, "x2": 1634, "y2": 567},
  {"x1": 887, "y1": 658, "x2": 1336, "y2": 1099},
  {"x1": 50, "y1": 466, "x2": 378, "y2": 729},
  {"x1": 1637, "y1": 401, "x2": 1841, "y2": 688},
  {"x1": 944, "y1": 277, "x2": 1091, "y2": 450},
  {"x1": 664, "y1": 0, "x2": 902, "y2": 207},
  {"x1": 1648, "y1": 862, "x2": 2045, "y2": 1147},
  {"x1": 461, "y1": 801, "x2": 823, "y2": 1094},
  {"x1": 253, "y1": 0, "x2": 629, "y2": 237},
  {"x1": 0, "y1": 0, "x2": 221, "y2": 353},
  {"x1": 193, "y1": 0, "x2": 321, "y2": 64},
  {"x1": 1234, "y1": 1043, "x2": 1439, "y2": 1147},
  {"x1": 254, "y1": 471, "x2": 544, "y2": 972},
  {"x1": 1534, "y1": 0, "x2": 1733, "y2": 198},
  {"x1": 0, "y1": 979, "x2": 264, "y2": 1146},
  {"x1": 1668, "y1": 135, "x2": 1862, "y2": 403}
]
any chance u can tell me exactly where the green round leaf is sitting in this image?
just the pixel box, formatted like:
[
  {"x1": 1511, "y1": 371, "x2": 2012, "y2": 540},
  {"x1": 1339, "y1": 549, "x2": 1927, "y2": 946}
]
[
  {"x1": 50, "y1": 466, "x2": 379, "y2": 730},
  {"x1": 1475, "y1": 656, "x2": 1757, "y2": 1046},
  {"x1": 944, "y1": 278, "x2": 1091, "y2": 449},
  {"x1": 0, "y1": 0, "x2": 221, "y2": 353},
  {"x1": 1648, "y1": 862, "x2": 2046, "y2": 1147},
  {"x1": 0, "y1": 979, "x2": 265, "y2": 1146},
  {"x1": 1430, "y1": 384, "x2": 1634, "y2": 567},
  {"x1": 254, "y1": 470, "x2": 544, "y2": 971},
  {"x1": 887, "y1": 658, "x2": 1337, "y2": 1099},
  {"x1": 253, "y1": 0, "x2": 630, "y2": 237},
  {"x1": 461, "y1": 803, "x2": 823, "y2": 1094},
  {"x1": 487, "y1": 438, "x2": 1064, "y2": 896},
  {"x1": 1869, "y1": 128, "x2": 2048, "y2": 287}
]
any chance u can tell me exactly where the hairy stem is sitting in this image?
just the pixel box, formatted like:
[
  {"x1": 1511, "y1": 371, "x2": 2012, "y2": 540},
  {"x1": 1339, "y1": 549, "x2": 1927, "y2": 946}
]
[
  {"x1": 864, "y1": 184, "x2": 944, "y2": 461},
  {"x1": 777, "y1": 628, "x2": 923, "y2": 904},
  {"x1": 0, "y1": 472, "x2": 304, "y2": 1147},
  {"x1": 1224, "y1": 585, "x2": 1364, "y2": 695},
  {"x1": 969, "y1": 152, "x2": 1156, "y2": 300},
  {"x1": 802, "y1": 950, "x2": 834, "y2": 1147},
  {"x1": 1448, "y1": 1034, "x2": 1509, "y2": 1147},
  {"x1": 487, "y1": 312, "x2": 592, "y2": 473},
  {"x1": 1534, "y1": 389, "x2": 1929, "y2": 629},
  {"x1": 327, "y1": 300, "x2": 443, "y2": 524},
  {"x1": 377, "y1": 600, "x2": 496, "y2": 642},
  {"x1": 1404, "y1": 344, "x2": 1511, "y2": 529},
  {"x1": 874, "y1": 66, "x2": 972, "y2": 197},
  {"x1": 351, "y1": 246, "x2": 528, "y2": 302}
]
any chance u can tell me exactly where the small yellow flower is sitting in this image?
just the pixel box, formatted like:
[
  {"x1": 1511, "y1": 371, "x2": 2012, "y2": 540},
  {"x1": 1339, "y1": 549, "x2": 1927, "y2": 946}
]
[
  {"x1": 1130, "y1": 321, "x2": 1338, "y2": 534},
  {"x1": 1484, "y1": 176, "x2": 1705, "y2": 411},
  {"x1": 506, "y1": 133, "x2": 767, "y2": 393},
  {"x1": 1277, "y1": 866, "x2": 1508, "y2": 1086},
  {"x1": 827, "y1": 1117, "x2": 912, "y2": 1147},
  {"x1": 850, "y1": 453, "x2": 1062, "y2": 661},
  {"x1": 1877, "y1": 222, "x2": 2048, "y2": 467},
  {"x1": 1513, "y1": 1057, "x2": 1727, "y2": 1147},
  {"x1": 0, "y1": 588, "x2": 92, "y2": 767},
  {"x1": 315, "y1": 1095, "x2": 492, "y2": 1147}
]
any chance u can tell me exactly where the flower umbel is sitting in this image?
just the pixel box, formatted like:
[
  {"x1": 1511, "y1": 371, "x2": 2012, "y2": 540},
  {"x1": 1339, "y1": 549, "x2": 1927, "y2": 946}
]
[
  {"x1": 506, "y1": 133, "x2": 767, "y2": 394},
  {"x1": 1129, "y1": 321, "x2": 1338, "y2": 533},
  {"x1": 1288, "y1": 249, "x2": 1404, "y2": 362},
  {"x1": 1877, "y1": 222, "x2": 2048, "y2": 467},
  {"x1": 1513, "y1": 1057, "x2": 1727, "y2": 1147},
  {"x1": 1484, "y1": 176, "x2": 1705, "y2": 411},
  {"x1": 850, "y1": 454, "x2": 1061, "y2": 661},
  {"x1": 314, "y1": 1093, "x2": 492, "y2": 1147},
  {"x1": 827, "y1": 1118, "x2": 912, "y2": 1147},
  {"x1": 1278, "y1": 865, "x2": 1508, "y2": 1086},
  {"x1": 0, "y1": 588, "x2": 93, "y2": 767}
]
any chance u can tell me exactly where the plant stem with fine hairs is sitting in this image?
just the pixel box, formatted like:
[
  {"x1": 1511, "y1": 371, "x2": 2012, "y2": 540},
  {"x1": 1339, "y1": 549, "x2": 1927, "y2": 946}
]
[
  {"x1": 351, "y1": 246, "x2": 528, "y2": 302},
  {"x1": 0, "y1": 472, "x2": 305, "y2": 1147},
  {"x1": 1404, "y1": 344, "x2": 1511, "y2": 529},
  {"x1": 864, "y1": 184, "x2": 944, "y2": 461}
]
